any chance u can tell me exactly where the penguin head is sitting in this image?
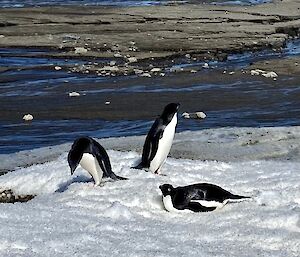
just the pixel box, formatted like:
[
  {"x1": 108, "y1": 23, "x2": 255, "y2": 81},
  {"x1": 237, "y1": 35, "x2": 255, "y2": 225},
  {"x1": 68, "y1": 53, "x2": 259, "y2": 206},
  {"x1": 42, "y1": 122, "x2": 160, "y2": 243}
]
[
  {"x1": 161, "y1": 103, "x2": 180, "y2": 122},
  {"x1": 68, "y1": 137, "x2": 91, "y2": 175},
  {"x1": 159, "y1": 184, "x2": 174, "y2": 196}
]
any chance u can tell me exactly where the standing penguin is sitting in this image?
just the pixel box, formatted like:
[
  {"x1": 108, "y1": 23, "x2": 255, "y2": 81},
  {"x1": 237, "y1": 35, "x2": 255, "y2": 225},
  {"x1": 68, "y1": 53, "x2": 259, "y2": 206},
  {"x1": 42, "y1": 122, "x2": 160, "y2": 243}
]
[
  {"x1": 159, "y1": 183, "x2": 250, "y2": 213},
  {"x1": 68, "y1": 136, "x2": 127, "y2": 186},
  {"x1": 133, "y1": 103, "x2": 180, "y2": 174}
]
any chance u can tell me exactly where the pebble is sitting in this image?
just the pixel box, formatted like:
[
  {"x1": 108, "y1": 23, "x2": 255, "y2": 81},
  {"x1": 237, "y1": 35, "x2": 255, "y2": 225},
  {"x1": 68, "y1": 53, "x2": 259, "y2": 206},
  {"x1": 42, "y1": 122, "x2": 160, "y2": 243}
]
[
  {"x1": 74, "y1": 47, "x2": 88, "y2": 54},
  {"x1": 127, "y1": 57, "x2": 137, "y2": 63},
  {"x1": 23, "y1": 114, "x2": 34, "y2": 121},
  {"x1": 68, "y1": 92, "x2": 80, "y2": 97},
  {"x1": 182, "y1": 112, "x2": 206, "y2": 119},
  {"x1": 114, "y1": 53, "x2": 122, "y2": 58},
  {"x1": 202, "y1": 63, "x2": 209, "y2": 68},
  {"x1": 150, "y1": 68, "x2": 161, "y2": 73},
  {"x1": 250, "y1": 69, "x2": 278, "y2": 78},
  {"x1": 140, "y1": 73, "x2": 152, "y2": 78}
]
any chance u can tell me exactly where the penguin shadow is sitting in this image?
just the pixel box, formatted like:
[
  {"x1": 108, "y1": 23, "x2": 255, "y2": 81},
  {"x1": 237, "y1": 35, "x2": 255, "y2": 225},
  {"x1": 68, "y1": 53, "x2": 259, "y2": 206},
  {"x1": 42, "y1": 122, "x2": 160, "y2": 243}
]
[{"x1": 55, "y1": 175, "x2": 93, "y2": 193}]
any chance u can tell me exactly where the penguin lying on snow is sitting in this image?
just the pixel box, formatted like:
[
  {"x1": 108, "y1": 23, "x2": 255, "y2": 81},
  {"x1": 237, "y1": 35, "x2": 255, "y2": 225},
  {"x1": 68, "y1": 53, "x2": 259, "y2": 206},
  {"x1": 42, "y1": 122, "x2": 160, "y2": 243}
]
[
  {"x1": 133, "y1": 103, "x2": 180, "y2": 174},
  {"x1": 68, "y1": 136, "x2": 127, "y2": 186},
  {"x1": 159, "y1": 183, "x2": 250, "y2": 212}
]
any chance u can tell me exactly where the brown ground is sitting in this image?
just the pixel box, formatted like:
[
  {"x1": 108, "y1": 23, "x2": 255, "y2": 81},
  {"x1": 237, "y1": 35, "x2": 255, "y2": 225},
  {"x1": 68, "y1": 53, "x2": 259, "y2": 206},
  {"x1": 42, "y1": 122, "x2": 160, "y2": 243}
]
[{"x1": 0, "y1": 0, "x2": 299, "y2": 70}]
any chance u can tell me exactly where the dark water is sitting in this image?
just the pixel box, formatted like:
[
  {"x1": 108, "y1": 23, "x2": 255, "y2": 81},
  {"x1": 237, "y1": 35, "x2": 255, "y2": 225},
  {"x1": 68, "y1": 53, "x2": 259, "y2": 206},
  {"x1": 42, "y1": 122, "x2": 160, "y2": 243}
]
[
  {"x1": 1, "y1": 40, "x2": 300, "y2": 154},
  {"x1": 0, "y1": 0, "x2": 270, "y2": 8}
]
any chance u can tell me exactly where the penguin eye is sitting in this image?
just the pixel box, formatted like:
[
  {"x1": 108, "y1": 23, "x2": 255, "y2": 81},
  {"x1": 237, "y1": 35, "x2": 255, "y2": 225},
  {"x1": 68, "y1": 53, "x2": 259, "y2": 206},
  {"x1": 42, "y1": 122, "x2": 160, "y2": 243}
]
[{"x1": 168, "y1": 188, "x2": 171, "y2": 192}]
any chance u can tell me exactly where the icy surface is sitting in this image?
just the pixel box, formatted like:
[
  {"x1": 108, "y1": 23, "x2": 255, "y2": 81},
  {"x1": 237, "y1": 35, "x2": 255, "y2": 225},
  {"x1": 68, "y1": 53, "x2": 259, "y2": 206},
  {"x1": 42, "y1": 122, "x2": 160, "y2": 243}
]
[{"x1": 0, "y1": 131, "x2": 300, "y2": 256}]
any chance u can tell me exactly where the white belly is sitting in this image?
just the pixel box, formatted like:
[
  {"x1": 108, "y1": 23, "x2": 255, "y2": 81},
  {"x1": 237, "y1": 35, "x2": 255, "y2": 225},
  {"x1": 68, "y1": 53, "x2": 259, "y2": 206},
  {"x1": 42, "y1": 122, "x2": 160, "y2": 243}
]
[
  {"x1": 79, "y1": 153, "x2": 103, "y2": 186},
  {"x1": 162, "y1": 195, "x2": 181, "y2": 213},
  {"x1": 162, "y1": 195, "x2": 191, "y2": 213},
  {"x1": 150, "y1": 114, "x2": 177, "y2": 173},
  {"x1": 191, "y1": 200, "x2": 227, "y2": 209}
]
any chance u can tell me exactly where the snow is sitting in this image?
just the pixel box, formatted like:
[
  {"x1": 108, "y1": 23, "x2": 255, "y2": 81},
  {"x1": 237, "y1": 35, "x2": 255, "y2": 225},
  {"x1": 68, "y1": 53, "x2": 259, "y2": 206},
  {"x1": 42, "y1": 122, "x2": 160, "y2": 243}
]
[{"x1": 0, "y1": 127, "x2": 300, "y2": 256}]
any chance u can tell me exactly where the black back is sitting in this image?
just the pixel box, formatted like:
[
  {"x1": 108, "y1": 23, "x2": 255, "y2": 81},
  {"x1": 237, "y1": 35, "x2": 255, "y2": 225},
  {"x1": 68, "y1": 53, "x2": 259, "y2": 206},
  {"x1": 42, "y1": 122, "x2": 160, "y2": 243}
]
[
  {"x1": 135, "y1": 103, "x2": 180, "y2": 169},
  {"x1": 159, "y1": 183, "x2": 249, "y2": 212},
  {"x1": 68, "y1": 136, "x2": 126, "y2": 180}
]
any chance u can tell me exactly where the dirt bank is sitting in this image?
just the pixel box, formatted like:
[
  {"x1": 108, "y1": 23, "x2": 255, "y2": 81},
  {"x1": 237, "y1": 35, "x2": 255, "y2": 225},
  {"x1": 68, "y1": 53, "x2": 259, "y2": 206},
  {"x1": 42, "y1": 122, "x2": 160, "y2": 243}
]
[{"x1": 0, "y1": 0, "x2": 299, "y2": 69}]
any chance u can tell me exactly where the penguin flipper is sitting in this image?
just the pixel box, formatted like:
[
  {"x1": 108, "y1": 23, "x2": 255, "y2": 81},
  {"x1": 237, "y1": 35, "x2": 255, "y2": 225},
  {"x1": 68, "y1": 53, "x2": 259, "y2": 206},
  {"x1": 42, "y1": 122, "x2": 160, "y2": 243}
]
[{"x1": 187, "y1": 202, "x2": 216, "y2": 212}]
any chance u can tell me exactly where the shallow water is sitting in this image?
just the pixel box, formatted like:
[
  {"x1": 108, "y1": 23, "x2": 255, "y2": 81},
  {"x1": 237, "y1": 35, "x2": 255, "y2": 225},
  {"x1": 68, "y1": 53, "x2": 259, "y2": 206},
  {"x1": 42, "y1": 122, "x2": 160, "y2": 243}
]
[
  {"x1": 0, "y1": 0, "x2": 270, "y2": 8},
  {"x1": 1, "y1": 40, "x2": 300, "y2": 154}
]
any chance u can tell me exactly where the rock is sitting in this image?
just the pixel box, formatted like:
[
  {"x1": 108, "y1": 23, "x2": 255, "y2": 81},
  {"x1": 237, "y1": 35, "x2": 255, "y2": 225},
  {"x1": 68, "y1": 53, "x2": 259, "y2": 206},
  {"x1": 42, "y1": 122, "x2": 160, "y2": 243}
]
[
  {"x1": 250, "y1": 70, "x2": 260, "y2": 75},
  {"x1": 202, "y1": 63, "x2": 209, "y2": 68},
  {"x1": 113, "y1": 53, "x2": 122, "y2": 58},
  {"x1": 54, "y1": 66, "x2": 62, "y2": 71},
  {"x1": 105, "y1": 101, "x2": 111, "y2": 105},
  {"x1": 182, "y1": 112, "x2": 206, "y2": 119},
  {"x1": 74, "y1": 47, "x2": 88, "y2": 54},
  {"x1": 68, "y1": 91, "x2": 80, "y2": 97},
  {"x1": 23, "y1": 114, "x2": 34, "y2": 121},
  {"x1": 101, "y1": 66, "x2": 119, "y2": 72},
  {"x1": 261, "y1": 71, "x2": 278, "y2": 78},
  {"x1": 127, "y1": 57, "x2": 137, "y2": 63},
  {"x1": 109, "y1": 60, "x2": 116, "y2": 66},
  {"x1": 250, "y1": 69, "x2": 278, "y2": 78},
  {"x1": 140, "y1": 73, "x2": 151, "y2": 78},
  {"x1": 150, "y1": 68, "x2": 161, "y2": 73},
  {"x1": 182, "y1": 112, "x2": 191, "y2": 119},
  {"x1": 196, "y1": 112, "x2": 207, "y2": 119}
]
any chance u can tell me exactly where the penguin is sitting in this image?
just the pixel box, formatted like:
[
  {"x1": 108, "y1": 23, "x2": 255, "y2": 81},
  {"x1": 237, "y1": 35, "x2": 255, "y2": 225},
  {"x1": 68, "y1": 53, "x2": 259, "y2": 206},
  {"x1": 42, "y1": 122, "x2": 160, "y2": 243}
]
[
  {"x1": 68, "y1": 136, "x2": 127, "y2": 186},
  {"x1": 133, "y1": 103, "x2": 180, "y2": 174},
  {"x1": 159, "y1": 183, "x2": 250, "y2": 212}
]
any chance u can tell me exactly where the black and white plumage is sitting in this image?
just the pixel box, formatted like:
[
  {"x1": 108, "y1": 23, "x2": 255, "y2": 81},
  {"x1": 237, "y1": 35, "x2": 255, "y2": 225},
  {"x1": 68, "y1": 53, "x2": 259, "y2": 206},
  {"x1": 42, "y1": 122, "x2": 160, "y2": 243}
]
[
  {"x1": 159, "y1": 183, "x2": 250, "y2": 212},
  {"x1": 133, "y1": 103, "x2": 180, "y2": 174},
  {"x1": 68, "y1": 136, "x2": 127, "y2": 186}
]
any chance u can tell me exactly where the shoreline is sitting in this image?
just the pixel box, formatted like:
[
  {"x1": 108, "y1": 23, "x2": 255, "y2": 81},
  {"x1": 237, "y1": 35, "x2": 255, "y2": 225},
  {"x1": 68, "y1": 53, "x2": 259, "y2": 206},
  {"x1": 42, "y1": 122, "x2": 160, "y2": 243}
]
[{"x1": 1, "y1": 126, "x2": 300, "y2": 174}]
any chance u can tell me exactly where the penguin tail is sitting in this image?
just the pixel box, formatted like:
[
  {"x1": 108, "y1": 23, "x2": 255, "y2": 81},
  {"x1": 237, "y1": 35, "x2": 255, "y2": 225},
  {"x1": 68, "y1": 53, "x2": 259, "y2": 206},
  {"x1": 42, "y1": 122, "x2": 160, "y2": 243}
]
[{"x1": 229, "y1": 194, "x2": 251, "y2": 201}]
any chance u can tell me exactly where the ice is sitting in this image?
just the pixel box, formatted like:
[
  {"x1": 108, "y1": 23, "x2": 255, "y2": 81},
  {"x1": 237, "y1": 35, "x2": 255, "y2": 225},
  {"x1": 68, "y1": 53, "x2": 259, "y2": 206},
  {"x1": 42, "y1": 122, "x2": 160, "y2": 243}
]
[{"x1": 0, "y1": 127, "x2": 300, "y2": 256}]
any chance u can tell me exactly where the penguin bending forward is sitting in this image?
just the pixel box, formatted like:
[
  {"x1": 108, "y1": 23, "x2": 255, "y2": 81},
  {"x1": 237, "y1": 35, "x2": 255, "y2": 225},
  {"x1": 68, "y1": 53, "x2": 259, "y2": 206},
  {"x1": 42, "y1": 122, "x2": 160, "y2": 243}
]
[
  {"x1": 133, "y1": 103, "x2": 180, "y2": 174},
  {"x1": 68, "y1": 136, "x2": 127, "y2": 186},
  {"x1": 159, "y1": 183, "x2": 250, "y2": 212}
]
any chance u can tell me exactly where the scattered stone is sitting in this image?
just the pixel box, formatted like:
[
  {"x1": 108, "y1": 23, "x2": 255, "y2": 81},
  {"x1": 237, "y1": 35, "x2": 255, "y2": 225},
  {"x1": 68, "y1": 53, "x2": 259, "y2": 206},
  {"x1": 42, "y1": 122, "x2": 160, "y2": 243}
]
[
  {"x1": 182, "y1": 111, "x2": 206, "y2": 119},
  {"x1": 150, "y1": 67, "x2": 161, "y2": 73},
  {"x1": 202, "y1": 63, "x2": 209, "y2": 68},
  {"x1": 54, "y1": 66, "x2": 62, "y2": 71},
  {"x1": 23, "y1": 114, "x2": 34, "y2": 121},
  {"x1": 185, "y1": 53, "x2": 191, "y2": 58},
  {"x1": 127, "y1": 57, "x2": 137, "y2": 63},
  {"x1": 0, "y1": 189, "x2": 35, "y2": 203},
  {"x1": 261, "y1": 71, "x2": 278, "y2": 78},
  {"x1": 134, "y1": 69, "x2": 144, "y2": 75},
  {"x1": 109, "y1": 60, "x2": 116, "y2": 66},
  {"x1": 74, "y1": 47, "x2": 88, "y2": 54},
  {"x1": 68, "y1": 91, "x2": 80, "y2": 97},
  {"x1": 113, "y1": 53, "x2": 122, "y2": 58},
  {"x1": 250, "y1": 69, "x2": 278, "y2": 78},
  {"x1": 140, "y1": 73, "x2": 152, "y2": 78}
]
